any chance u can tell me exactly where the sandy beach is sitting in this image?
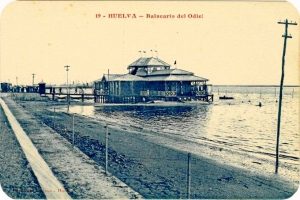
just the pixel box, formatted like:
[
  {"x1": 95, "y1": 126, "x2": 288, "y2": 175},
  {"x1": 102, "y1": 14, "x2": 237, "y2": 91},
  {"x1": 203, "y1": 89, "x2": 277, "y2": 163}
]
[{"x1": 2, "y1": 94, "x2": 298, "y2": 199}]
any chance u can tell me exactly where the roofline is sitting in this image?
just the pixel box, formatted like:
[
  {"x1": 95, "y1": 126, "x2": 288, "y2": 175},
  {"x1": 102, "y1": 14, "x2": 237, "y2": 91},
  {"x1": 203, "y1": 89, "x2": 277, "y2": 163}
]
[
  {"x1": 127, "y1": 65, "x2": 171, "y2": 69},
  {"x1": 128, "y1": 57, "x2": 171, "y2": 68},
  {"x1": 95, "y1": 78, "x2": 209, "y2": 82}
]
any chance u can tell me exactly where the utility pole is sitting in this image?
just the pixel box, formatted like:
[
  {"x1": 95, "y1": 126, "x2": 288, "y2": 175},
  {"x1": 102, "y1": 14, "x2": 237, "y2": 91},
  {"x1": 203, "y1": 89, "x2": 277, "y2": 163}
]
[
  {"x1": 275, "y1": 19, "x2": 297, "y2": 174},
  {"x1": 64, "y1": 65, "x2": 70, "y2": 108},
  {"x1": 32, "y1": 73, "x2": 35, "y2": 86},
  {"x1": 187, "y1": 153, "x2": 191, "y2": 199}
]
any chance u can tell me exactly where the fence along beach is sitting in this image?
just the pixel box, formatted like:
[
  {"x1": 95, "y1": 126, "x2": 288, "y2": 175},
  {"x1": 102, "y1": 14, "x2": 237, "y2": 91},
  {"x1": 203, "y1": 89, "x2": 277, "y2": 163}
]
[{"x1": 0, "y1": 85, "x2": 298, "y2": 198}]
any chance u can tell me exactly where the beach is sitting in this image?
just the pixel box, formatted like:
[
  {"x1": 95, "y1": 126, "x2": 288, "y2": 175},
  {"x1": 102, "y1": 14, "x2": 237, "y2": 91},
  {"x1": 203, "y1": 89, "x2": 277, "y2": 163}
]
[{"x1": 1, "y1": 93, "x2": 298, "y2": 198}]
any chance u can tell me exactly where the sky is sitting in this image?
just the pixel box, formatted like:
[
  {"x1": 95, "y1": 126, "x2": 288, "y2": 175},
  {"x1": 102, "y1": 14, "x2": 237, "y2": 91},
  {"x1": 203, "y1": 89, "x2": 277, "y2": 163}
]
[{"x1": 0, "y1": 1, "x2": 299, "y2": 86}]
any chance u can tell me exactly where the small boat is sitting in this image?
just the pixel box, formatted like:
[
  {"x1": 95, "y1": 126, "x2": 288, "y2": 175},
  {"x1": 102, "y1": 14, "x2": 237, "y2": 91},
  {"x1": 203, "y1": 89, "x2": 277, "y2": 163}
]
[{"x1": 219, "y1": 95, "x2": 234, "y2": 100}]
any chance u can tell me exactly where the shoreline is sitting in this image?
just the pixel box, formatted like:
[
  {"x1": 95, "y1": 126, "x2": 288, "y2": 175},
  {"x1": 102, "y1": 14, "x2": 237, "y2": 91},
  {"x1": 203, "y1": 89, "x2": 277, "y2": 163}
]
[
  {"x1": 213, "y1": 85, "x2": 300, "y2": 87},
  {"x1": 54, "y1": 100, "x2": 300, "y2": 186},
  {"x1": 5, "y1": 96, "x2": 298, "y2": 198}
]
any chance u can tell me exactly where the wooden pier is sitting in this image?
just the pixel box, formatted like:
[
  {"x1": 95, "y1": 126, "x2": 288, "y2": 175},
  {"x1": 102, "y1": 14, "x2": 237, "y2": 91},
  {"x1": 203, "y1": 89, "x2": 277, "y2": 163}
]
[
  {"x1": 1, "y1": 82, "x2": 214, "y2": 104},
  {"x1": 43, "y1": 85, "x2": 94, "y2": 102}
]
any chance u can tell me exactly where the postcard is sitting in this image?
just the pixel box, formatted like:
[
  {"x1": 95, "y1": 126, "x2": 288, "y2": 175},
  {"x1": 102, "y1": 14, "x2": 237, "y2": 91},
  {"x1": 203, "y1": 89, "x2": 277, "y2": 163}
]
[{"x1": 0, "y1": 0, "x2": 299, "y2": 199}]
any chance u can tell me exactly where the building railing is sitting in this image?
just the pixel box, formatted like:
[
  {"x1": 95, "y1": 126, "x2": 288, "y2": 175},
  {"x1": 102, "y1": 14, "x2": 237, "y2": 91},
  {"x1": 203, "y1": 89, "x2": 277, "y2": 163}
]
[
  {"x1": 140, "y1": 90, "x2": 209, "y2": 97},
  {"x1": 165, "y1": 91, "x2": 177, "y2": 97},
  {"x1": 140, "y1": 90, "x2": 149, "y2": 96},
  {"x1": 140, "y1": 90, "x2": 177, "y2": 97},
  {"x1": 195, "y1": 90, "x2": 207, "y2": 96},
  {"x1": 96, "y1": 90, "x2": 109, "y2": 95}
]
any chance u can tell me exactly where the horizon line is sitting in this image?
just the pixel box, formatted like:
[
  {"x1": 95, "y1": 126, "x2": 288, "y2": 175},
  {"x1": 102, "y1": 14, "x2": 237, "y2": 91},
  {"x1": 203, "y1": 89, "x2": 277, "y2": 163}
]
[{"x1": 213, "y1": 84, "x2": 300, "y2": 87}]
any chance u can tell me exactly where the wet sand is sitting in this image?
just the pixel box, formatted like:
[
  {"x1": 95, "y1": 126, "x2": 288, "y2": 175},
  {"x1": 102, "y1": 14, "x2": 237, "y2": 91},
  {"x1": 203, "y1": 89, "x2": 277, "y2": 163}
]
[
  {"x1": 0, "y1": 106, "x2": 45, "y2": 199},
  {"x1": 5, "y1": 96, "x2": 298, "y2": 199}
]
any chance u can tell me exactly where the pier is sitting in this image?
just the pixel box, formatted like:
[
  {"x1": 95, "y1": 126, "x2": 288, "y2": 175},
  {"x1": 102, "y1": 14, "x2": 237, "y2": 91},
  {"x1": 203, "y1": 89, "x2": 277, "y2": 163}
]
[
  {"x1": 1, "y1": 56, "x2": 214, "y2": 104},
  {"x1": 43, "y1": 84, "x2": 95, "y2": 102}
]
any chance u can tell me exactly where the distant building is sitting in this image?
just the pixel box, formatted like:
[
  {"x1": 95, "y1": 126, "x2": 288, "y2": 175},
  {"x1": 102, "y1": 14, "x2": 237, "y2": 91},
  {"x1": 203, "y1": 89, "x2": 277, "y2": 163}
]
[
  {"x1": 0, "y1": 82, "x2": 12, "y2": 92},
  {"x1": 94, "y1": 57, "x2": 213, "y2": 103}
]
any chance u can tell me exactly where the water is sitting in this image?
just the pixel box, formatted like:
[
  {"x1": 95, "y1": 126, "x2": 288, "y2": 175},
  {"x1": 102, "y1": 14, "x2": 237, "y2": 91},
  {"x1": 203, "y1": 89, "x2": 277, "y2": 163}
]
[{"x1": 58, "y1": 86, "x2": 300, "y2": 168}]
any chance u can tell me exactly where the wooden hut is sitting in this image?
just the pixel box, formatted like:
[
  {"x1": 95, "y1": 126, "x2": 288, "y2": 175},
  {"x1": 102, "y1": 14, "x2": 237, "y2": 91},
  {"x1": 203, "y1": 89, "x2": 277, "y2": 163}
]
[{"x1": 94, "y1": 57, "x2": 213, "y2": 103}]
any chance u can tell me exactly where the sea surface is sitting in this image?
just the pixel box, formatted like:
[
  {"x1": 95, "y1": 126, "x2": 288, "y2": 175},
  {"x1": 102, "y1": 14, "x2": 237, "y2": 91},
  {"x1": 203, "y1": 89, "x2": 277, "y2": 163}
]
[{"x1": 58, "y1": 86, "x2": 300, "y2": 167}]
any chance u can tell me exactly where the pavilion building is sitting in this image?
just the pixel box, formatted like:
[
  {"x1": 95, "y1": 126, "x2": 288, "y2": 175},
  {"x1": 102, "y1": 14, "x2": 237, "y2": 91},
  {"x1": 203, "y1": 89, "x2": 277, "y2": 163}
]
[{"x1": 94, "y1": 57, "x2": 213, "y2": 103}]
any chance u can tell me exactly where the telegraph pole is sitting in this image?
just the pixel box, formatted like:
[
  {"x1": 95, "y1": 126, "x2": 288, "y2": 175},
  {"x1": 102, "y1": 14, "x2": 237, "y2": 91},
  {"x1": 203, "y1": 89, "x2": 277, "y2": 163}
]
[
  {"x1": 64, "y1": 65, "x2": 70, "y2": 108},
  {"x1": 32, "y1": 73, "x2": 35, "y2": 86},
  {"x1": 275, "y1": 19, "x2": 297, "y2": 174}
]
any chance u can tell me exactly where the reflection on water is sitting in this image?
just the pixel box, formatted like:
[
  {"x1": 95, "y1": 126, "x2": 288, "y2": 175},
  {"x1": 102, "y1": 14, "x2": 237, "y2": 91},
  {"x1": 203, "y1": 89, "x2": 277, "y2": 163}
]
[
  {"x1": 94, "y1": 105, "x2": 210, "y2": 135},
  {"x1": 57, "y1": 87, "x2": 300, "y2": 165}
]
